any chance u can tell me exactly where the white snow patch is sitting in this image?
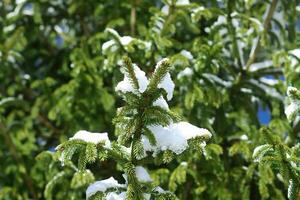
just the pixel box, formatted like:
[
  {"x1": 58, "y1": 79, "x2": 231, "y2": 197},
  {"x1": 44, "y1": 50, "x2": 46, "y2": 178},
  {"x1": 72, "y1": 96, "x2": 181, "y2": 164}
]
[
  {"x1": 102, "y1": 40, "x2": 117, "y2": 52},
  {"x1": 259, "y1": 77, "x2": 279, "y2": 86},
  {"x1": 252, "y1": 144, "x2": 272, "y2": 162},
  {"x1": 285, "y1": 102, "x2": 299, "y2": 121},
  {"x1": 120, "y1": 36, "x2": 133, "y2": 46},
  {"x1": 153, "y1": 96, "x2": 169, "y2": 110},
  {"x1": 154, "y1": 58, "x2": 175, "y2": 100},
  {"x1": 214, "y1": 15, "x2": 226, "y2": 26},
  {"x1": 290, "y1": 49, "x2": 300, "y2": 57},
  {"x1": 154, "y1": 186, "x2": 166, "y2": 193},
  {"x1": 106, "y1": 192, "x2": 126, "y2": 200},
  {"x1": 116, "y1": 64, "x2": 149, "y2": 93},
  {"x1": 102, "y1": 34, "x2": 133, "y2": 53},
  {"x1": 86, "y1": 177, "x2": 123, "y2": 199},
  {"x1": 142, "y1": 122, "x2": 212, "y2": 155},
  {"x1": 144, "y1": 193, "x2": 151, "y2": 200},
  {"x1": 248, "y1": 79, "x2": 282, "y2": 100},
  {"x1": 249, "y1": 60, "x2": 273, "y2": 72},
  {"x1": 135, "y1": 166, "x2": 152, "y2": 182},
  {"x1": 180, "y1": 50, "x2": 194, "y2": 60},
  {"x1": 240, "y1": 134, "x2": 248, "y2": 141},
  {"x1": 285, "y1": 87, "x2": 300, "y2": 121},
  {"x1": 289, "y1": 49, "x2": 300, "y2": 67},
  {"x1": 177, "y1": 68, "x2": 193, "y2": 79},
  {"x1": 161, "y1": 5, "x2": 169, "y2": 15},
  {"x1": 70, "y1": 130, "x2": 110, "y2": 146},
  {"x1": 176, "y1": 0, "x2": 190, "y2": 6},
  {"x1": 273, "y1": 11, "x2": 285, "y2": 26},
  {"x1": 158, "y1": 72, "x2": 174, "y2": 100},
  {"x1": 105, "y1": 192, "x2": 150, "y2": 200}
]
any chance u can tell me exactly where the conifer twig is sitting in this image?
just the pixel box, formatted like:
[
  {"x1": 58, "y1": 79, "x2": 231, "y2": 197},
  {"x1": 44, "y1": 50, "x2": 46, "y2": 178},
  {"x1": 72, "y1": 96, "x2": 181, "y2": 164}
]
[
  {"x1": 147, "y1": 59, "x2": 171, "y2": 92},
  {"x1": 122, "y1": 56, "x2": 139, "y2": 91},
  {"x1": 245, "y1": 0, "x2": 278, "y2": 71}
]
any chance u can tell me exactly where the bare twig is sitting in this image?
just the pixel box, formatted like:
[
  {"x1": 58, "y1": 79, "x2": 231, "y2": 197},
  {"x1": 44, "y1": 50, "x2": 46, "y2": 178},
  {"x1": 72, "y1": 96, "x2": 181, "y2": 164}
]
[
  {"x1": 130, "y1": 0, "x2": 137, "y2": 36},
  {"x1": 245, "y1": 0, "x2": 278, "y2": 71},
  {"x1": 227, "y1": 1, "x2": 244, "y2": 69}
]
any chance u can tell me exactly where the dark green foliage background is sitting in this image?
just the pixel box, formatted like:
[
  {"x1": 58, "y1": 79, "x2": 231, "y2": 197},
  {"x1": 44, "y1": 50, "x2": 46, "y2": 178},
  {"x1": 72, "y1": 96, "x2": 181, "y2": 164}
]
[{"x1": 0, "y1": 0, "x2": 300, "y2": 199}]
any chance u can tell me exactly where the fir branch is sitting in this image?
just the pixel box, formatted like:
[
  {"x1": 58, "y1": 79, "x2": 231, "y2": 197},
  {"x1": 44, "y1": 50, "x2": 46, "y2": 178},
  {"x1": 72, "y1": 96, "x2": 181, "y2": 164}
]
[
  {"x1": 105, "y1": 28, "x2": 127, "y2": 52},
  {"x1": 147, "y1": 59, "x2": 171, "y2": 93},
  {"x1": 123, "y1": 56, "x2": 140, "y2": 91}
]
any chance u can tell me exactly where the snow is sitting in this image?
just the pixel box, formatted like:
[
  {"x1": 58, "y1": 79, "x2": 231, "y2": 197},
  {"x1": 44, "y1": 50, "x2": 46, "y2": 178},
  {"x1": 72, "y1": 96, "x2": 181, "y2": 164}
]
[
  {"x1": 175, "y1": 122, "x2": 212, "y2": 140},
  {"x1": 86, "y1": 177, "x2": 124, "y2": 199},
  {"x1": 214, "y1": 15, "x2": 226, "y2": 26},
  {"x1": 285, "y1": 87, "x2": 300, "y2": 121},
  {"x1": 161, "y1": 5, "x2": 169, "y2": 15},
  {"x1": 259, "y1": 77, "x2": 279, "y2": 86},
  {"x1": 104, "y1": 192, "x2": 150, "y2": 200},
  {"x1": 102, "y1": 30, "x2": 134, "y2": 53},
  {"x1": 290, "y1": 49, "x2": 300, "y2": 57},
  {"x1": 116, "y1": 58, "x2": 174, "y2": 97},
  {"x1": 252, "y1": 144, "x2": 272, "y2": 162},
  {"x1": 154, "y1": 186, "x2": 165, "y2": 193},
  {"x1": 135, "y1": 166, "x2": 152, "y2": 182},
  {"x1": 289, "y1": 49, "x2": 300, "y2": 67},
  {"x1": 106, "y1": 192, "x2": 126, "y2": 200},
  {"x1": 180, "y1": 50, "x2": 194, "y2": 60},
  {"x1": 240, "y1": 134, "x2": 248, "y2": 141},
  {"x1": 177, "y1": 68, "x2": 193, "y2": 79},
  {"x1": 248, "y1": 79, "x2": 282, "y2": 101},
  {"x1": 176, "y1": 0, "x2": 190, "y2": 6},
  {"x1": 102, "y1": 40, "x2": 116, "y2": 52},
  {"x1": 273, "y1": 11, "x2": 285, "y2": 26},
  {"x1": 115, "y1": 64, "x2": 149, "y2": 93},
  {"x1": 156, "y1": 20, "x2": 164, "y2": 30},
  {"x1": 142, "y1": 122, "x2": 212, "y2": 155},
  {"x1": 115, "y1": 58, "x2": 174, "y2": 110},
  {"x1": 158, "y1": 72, "x2": 174, "y2": 100},
  {"x1": 120, "y1": 36, "x2": 133, "y2": 46},
  {"x1": 155, "y1": 58, "x2": 175, "y2": 100},
  {"x1": 143, "y1": 41, "x2": 152, "y2": 51},
  {"x1": 153, "y1": 96, "x2": 169, "y2": 110},
  {"x1": 249, "y1": 60, "x2": 273, "y2": 72},
  {"x1": 70, "y1": 130, "x2": 110, "y2": 146},
  {"x1": 288, "y1": 179, "x2": 294, "y2": 200}
]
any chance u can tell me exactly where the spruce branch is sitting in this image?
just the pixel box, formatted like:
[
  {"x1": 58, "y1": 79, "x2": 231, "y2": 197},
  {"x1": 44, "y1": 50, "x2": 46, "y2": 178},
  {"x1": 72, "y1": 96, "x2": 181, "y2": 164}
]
[
  {"x1": 259, "y1": 127, "x2": 300, "y2": 199},
  {"x1": 122, "y1": 56, "x2": 140, "y2": 91},
  {"x1": 147, "y1": 58, "x2": 171, "y2": 93},
  {"x1": 105, "y1": 28, "x2": 127, "y2": 52}
]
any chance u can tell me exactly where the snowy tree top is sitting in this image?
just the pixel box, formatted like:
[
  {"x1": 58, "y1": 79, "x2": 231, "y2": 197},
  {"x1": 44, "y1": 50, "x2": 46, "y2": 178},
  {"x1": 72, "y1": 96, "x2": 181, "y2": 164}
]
[{"x1": 115, "y1": 57, "x2": 175, "y2": 108}]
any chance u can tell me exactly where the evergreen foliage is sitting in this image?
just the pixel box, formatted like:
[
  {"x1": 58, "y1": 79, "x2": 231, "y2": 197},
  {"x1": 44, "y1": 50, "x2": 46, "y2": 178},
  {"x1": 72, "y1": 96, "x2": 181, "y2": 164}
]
[{"x1": 1, "y1": 0, "x2": 300, "y2": 199}]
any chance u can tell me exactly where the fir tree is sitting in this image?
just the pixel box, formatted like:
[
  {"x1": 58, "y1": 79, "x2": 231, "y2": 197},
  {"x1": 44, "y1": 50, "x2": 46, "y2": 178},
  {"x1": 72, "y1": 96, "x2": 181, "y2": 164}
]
[{"x1": 54, "y1": 57, "x2": 211, "y2": 199}]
